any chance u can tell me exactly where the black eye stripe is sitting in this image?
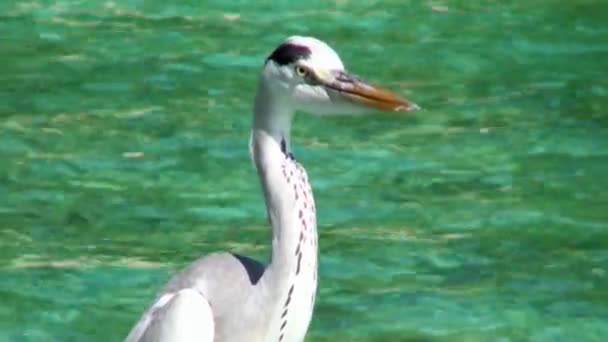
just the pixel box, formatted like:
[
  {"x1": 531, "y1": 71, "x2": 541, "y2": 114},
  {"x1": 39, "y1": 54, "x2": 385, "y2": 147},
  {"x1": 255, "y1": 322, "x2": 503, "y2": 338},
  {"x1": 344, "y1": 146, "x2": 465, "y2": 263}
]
[{"x1": 266, "y1": 43, "x2": 312, "y2": 66}]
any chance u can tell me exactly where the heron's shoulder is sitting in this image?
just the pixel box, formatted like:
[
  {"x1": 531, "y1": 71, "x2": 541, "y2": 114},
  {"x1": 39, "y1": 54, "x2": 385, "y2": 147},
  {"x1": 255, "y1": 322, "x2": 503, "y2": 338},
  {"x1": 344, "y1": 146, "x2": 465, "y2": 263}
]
[{"x1": 162, "y1": 252, "x2": 266, "y2": 294}]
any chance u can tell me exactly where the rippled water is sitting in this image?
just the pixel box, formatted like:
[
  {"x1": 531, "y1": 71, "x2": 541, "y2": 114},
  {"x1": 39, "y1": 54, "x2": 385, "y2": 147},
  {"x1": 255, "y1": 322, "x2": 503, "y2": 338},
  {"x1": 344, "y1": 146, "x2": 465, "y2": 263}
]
[{"x1": 1, "y1": 1, "x2": 607, "y2": 341}]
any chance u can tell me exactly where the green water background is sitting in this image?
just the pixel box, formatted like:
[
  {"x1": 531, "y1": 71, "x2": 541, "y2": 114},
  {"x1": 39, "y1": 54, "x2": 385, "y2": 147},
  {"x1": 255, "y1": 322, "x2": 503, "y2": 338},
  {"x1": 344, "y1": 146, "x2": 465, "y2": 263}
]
[{"x1": 1, "y1": 0, "x2": 607, "y2": 341}]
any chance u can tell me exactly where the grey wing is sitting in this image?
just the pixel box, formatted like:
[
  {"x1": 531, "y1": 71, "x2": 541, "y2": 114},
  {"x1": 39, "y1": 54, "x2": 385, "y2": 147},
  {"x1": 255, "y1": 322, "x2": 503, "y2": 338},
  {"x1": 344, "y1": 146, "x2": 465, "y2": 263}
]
[{"x1": 125, "y1": 252, "x2": 266, "y2": 342}]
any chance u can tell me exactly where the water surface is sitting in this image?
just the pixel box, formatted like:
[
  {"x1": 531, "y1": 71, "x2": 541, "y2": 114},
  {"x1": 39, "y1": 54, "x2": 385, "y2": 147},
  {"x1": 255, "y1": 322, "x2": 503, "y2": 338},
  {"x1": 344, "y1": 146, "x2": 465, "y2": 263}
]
[{"x1": 1, "y1": 1, "x2": 607, "y2": 341}]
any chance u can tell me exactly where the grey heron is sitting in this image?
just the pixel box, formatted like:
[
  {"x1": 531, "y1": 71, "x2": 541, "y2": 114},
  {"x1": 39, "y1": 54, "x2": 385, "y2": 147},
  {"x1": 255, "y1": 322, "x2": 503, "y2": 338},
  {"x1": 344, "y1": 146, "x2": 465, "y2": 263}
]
[{"x1": 125, "y1": 36, "x2": 417, "y2": 342}]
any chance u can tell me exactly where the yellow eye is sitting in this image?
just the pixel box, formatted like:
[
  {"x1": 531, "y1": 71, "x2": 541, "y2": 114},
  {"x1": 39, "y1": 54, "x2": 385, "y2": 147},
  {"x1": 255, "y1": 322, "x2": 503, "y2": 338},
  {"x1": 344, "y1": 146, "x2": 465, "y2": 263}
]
[{"x1": 295, "y1": 65, "x2": 308, "y2": 77}]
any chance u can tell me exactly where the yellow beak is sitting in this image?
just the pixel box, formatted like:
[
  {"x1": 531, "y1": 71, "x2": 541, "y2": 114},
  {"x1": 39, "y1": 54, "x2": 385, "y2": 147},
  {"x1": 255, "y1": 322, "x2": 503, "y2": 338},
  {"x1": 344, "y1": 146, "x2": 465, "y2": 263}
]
[{"x1": 313, "y1": 69, "x2": 418, "y2": 113}]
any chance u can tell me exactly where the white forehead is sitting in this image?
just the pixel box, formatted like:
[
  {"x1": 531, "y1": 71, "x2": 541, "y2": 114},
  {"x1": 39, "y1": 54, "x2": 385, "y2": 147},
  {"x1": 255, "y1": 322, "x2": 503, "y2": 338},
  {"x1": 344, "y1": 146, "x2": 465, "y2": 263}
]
[{"x1": 285, "y1": 36, "x2": 345, "y2": 70}]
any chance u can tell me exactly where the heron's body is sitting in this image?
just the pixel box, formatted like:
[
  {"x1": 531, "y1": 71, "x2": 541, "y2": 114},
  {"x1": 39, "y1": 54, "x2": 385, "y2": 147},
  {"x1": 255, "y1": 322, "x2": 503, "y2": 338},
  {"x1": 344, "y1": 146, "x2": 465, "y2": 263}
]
[{"x1": 126, "y1": 36, "x2": 416, "y2": 342}]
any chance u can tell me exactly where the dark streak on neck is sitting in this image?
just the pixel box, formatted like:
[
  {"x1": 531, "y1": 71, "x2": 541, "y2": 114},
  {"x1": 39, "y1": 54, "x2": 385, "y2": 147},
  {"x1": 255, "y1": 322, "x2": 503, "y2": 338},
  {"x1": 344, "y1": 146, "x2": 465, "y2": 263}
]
[{"x1": 280, "y1": 137, "x2": 296, "y2": 161}]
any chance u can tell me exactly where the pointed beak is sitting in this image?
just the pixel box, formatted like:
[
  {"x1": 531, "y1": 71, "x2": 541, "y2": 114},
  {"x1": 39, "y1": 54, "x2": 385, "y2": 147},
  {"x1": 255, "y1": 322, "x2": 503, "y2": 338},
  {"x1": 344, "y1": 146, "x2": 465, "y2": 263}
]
[{"x1": 313, "y1": 69, "x2": 418, "y2": 113}]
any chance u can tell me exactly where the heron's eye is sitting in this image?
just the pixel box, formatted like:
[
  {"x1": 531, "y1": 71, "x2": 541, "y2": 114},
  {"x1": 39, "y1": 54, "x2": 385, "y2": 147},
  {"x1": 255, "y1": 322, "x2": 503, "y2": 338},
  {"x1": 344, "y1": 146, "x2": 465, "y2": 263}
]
[{"x1": 295, "y1": 65, "x2": 308, "y2": 77}]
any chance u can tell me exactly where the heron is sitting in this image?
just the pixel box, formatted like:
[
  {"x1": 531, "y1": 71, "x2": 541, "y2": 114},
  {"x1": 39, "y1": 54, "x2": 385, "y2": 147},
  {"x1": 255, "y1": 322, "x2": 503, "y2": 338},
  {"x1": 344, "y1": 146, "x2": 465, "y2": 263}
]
[{"x1": 125, "y1": 36, "x2": 417, "y2": 342}]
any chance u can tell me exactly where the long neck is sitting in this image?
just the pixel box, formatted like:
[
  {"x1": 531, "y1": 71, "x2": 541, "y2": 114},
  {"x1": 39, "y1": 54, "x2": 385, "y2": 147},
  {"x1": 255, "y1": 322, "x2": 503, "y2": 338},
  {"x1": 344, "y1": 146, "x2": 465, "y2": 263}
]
[
  {"x1": 251, "y1": 79, "x2": 318, "y2": 304},
  {"x1": 251, "y1": 81, "x2": 302, "y2": 270}
]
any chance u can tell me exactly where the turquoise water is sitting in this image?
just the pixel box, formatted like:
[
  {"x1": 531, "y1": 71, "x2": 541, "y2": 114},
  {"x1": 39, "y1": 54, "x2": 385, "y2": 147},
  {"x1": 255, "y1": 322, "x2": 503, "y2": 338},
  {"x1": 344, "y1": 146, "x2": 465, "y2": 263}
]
[{"x1": 1, "y1": 0, "x2": 608, "y2": 341}]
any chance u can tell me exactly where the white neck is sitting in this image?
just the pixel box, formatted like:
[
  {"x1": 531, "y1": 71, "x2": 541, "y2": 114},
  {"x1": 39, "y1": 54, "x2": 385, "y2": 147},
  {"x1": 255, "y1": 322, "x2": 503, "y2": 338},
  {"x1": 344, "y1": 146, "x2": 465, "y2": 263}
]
[
  {"x1": 251, "y1": 79, "x2": 301, "y2": 272},
  {"x1": 250, "y1": 79, "x2": 318, "y2": 341}
]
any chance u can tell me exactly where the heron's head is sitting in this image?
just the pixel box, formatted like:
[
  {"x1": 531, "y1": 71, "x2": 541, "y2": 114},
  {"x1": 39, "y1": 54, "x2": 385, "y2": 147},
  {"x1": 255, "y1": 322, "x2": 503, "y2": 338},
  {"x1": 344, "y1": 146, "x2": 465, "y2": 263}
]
[{"x1": 260, "y1": 36, "x2": 418, "y2": 115}]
